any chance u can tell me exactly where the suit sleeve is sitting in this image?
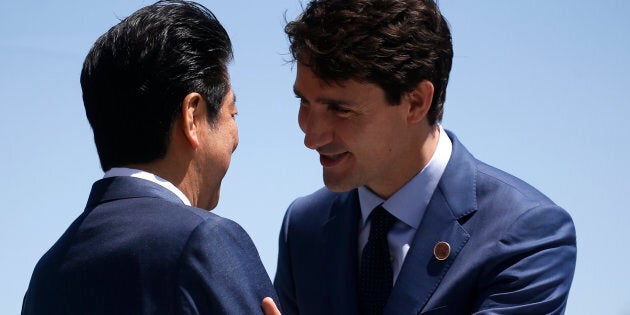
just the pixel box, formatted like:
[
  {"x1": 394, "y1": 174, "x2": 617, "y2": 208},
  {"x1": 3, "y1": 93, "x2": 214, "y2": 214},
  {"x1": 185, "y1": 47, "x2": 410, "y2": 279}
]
[
  {"x1": 474, "y1": 204, "x2": 577, "y2": 314},
  {"x1": 274, "y1": 205, "x2": 300, "y2": 315},
  {"x1": 175, "y1": 218, "x2": 279, "y2": 314}
]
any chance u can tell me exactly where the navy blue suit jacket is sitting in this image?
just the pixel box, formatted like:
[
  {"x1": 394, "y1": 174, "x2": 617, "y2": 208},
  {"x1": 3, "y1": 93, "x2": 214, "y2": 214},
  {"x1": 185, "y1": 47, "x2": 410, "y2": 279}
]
[
  {"x1": 23, "y1": 176, "x2": 277, "y2": 314},
  {"x1": 274, "y1": 131, "x2": 576, "y2": 314}
]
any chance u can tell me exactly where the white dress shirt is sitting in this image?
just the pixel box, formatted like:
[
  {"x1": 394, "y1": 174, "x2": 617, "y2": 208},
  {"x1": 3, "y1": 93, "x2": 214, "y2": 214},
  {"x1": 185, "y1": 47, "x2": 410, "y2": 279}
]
[
  {"x1": 103, "y1": 167, "x2": 191, "y2": 206},
  {"x1": 358, "y1": 126, "x2": 452, "y2": 283}
]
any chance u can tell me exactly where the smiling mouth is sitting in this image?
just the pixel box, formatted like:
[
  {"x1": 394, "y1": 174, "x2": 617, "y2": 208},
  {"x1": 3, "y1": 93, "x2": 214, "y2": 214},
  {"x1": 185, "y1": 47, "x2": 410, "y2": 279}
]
[{"x1": 319, "y1": 152, "x2": 349, "y2": 167}]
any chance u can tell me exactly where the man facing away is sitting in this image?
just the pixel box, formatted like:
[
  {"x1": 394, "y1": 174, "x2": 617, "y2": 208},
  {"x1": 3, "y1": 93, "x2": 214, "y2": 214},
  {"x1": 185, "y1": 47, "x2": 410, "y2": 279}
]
[
  {"x1": 274, "y1": 0, "x2": 577, "y2": 314},
  {"x1": 22, "y1": 1, "x2": 279, "y2": 314}
]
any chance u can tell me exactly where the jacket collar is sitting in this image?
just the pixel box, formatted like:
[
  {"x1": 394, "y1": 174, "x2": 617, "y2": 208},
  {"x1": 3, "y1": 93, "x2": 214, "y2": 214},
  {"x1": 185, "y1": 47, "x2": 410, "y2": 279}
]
[
  {"x1": 384, "y1": 130, "x2": 477, "y2": 314},
  {"x1": 85, "y1": 176, "x2": 184, "y2": 210}
]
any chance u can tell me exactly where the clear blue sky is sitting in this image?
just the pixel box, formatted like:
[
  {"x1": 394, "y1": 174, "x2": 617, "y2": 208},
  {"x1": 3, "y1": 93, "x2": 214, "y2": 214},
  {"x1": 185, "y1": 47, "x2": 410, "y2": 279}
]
[{"x1": 1, "y1": 1, "x2": 629, "y2": 314}]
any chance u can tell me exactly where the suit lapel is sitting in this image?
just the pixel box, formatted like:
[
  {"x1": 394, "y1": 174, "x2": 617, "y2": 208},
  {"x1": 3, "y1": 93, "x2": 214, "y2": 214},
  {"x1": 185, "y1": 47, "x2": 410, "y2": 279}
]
[
  {"x1": 322, "y1": 190, "x2": 361, "y2": 315},
  {"x1": 384, "y1": 189, "x2": 470, "y2": 314},
  {"x1": 385, "y1": 131, "x2": 477, "y2": 314}
]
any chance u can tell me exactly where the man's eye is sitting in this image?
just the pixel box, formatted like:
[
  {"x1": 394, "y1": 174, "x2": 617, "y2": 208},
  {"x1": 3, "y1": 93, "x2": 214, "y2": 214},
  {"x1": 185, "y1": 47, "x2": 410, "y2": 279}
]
[{"x1": 329, "y1": 104, "x2": 351, "y2": 114}]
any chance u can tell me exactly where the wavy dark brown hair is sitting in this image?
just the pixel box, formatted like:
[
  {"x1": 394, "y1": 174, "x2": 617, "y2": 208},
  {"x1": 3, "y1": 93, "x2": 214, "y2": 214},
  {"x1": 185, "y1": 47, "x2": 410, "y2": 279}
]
[{"x1": 286, "y1": 0, "x2": 452, "y2": 124}]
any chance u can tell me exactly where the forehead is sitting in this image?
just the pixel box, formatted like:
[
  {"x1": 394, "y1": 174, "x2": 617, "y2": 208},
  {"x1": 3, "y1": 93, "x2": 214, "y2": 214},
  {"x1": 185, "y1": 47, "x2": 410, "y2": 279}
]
[
  {"x1": 294, "y1": 63, "x2": 386, "y2": 103},
  {"x1": 294, "y1": 62, "x2": 327, "y2": 88},
  {"x1": 221, "y1": 87, "x2": 235, "y2": 106}
]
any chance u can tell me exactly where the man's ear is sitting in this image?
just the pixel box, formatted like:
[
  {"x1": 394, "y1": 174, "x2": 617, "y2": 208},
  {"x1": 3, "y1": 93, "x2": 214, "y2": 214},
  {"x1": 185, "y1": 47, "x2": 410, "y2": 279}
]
[
  {"x1": 406, "y1": 80, "x2": 434, "y2": 124},
  {"x1": 180, "y1": 92, "x2": 204, "y2": 149}
]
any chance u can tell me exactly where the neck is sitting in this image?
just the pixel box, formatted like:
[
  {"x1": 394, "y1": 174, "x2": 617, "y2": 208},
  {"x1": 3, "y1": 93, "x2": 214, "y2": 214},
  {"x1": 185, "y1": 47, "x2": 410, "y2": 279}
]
[
  {"x1": 369, "y1": 124, "x2": 440, "y2": 199},
  {"x1": 126, "y1": 150, "x2": 194, "y2": 206}
]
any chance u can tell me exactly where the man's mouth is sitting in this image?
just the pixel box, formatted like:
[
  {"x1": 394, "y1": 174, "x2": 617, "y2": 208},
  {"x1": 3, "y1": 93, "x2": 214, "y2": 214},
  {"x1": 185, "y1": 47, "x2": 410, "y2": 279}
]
[{"x1": 319, "y1": 152, "x2": 350, "y2": 167}]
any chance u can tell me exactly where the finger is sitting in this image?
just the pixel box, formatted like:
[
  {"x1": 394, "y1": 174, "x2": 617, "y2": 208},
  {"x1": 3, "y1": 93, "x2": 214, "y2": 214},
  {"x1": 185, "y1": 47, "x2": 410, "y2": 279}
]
[{"x1": 261, "y1": 297, "x2": 281, "y2": 315}]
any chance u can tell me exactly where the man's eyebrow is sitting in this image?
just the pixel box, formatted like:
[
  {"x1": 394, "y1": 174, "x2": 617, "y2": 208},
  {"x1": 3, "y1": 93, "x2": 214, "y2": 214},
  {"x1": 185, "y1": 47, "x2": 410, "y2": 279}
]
[
  {"x1": 293, "y1": 87, "x2": 355, "y2": 106},
  {"x1": 317, "y1": 97, "x2": 354, "y2": 106}
]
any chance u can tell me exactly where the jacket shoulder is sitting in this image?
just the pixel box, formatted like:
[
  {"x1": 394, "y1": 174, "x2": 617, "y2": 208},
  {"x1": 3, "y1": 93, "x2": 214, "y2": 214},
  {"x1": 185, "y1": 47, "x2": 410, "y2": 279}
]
[{"x1": 475, "y1": 161, "x2": 556, "y2": 209}]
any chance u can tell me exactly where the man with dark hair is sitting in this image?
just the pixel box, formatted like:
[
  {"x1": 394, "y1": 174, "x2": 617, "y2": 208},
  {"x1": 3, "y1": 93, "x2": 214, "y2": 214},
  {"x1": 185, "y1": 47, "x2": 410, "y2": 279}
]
[
  {"x1": 22, "y1": 1, "x2": 279, "y2": 314},
  {"x1": 274, "y1": 0, "x2": 576, "y2": 314}
]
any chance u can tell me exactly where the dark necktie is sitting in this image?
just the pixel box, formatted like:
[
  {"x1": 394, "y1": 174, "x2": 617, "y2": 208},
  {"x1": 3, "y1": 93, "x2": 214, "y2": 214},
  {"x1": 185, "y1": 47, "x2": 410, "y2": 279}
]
[{"x1": 359, "y1": 205, "x2": 397, "y2": 315}]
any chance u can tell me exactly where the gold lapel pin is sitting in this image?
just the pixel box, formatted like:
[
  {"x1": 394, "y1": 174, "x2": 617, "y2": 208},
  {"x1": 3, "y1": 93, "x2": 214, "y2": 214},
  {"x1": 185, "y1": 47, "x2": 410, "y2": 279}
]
[{"x1": 433, "y1": 241, "x2": 451, "y2": 261}]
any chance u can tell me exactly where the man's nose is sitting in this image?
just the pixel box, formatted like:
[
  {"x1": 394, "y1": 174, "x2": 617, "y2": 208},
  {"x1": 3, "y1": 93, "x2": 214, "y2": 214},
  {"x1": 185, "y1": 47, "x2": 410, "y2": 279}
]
[{"x1": 300, "y1": 109, "x2": 333, "y2": 150}]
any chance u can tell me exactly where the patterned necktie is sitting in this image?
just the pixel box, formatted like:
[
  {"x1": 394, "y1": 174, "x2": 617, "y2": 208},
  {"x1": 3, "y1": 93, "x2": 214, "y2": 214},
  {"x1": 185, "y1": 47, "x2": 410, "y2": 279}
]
[{"x1": 359, "y1": 205, "x2": 397, "y2": 315}]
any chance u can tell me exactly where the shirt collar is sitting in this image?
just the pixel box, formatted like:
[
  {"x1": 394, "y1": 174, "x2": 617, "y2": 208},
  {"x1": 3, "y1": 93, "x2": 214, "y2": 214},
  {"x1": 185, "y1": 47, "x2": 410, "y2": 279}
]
[
  {"x1": 103, "y1": 167, "x2": 192, "y2": 206},
  {"x1": 359, "y1": 125, "x2": 452, "y2": 228}
]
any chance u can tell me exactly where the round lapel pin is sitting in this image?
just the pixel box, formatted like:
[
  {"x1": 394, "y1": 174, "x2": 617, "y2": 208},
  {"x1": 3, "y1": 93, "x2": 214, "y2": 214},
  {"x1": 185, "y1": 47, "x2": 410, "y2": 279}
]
[{"x1": 433, "y1": 241, "x2": 451, "y2": 261}]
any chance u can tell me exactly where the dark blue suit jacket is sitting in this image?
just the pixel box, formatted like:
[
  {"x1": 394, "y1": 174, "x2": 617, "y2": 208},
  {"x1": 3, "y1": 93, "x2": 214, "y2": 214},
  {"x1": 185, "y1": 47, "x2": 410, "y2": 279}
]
[
  {"x1": 23, "y1": 176, "x2": 277, "y2": 314},
  {"x1": 274, "y1": 131, "x2": 576, "y2": 314}
]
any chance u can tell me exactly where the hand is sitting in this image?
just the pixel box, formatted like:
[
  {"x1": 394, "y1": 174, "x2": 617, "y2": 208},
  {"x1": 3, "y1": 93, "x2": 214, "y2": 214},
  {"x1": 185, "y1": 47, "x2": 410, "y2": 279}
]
[
  {"x1": 262, "y1": 297, "x2": 281, "y2": 315},
  {"x1": 261, "y1": 297, "x2": 280, "y2": 315}
]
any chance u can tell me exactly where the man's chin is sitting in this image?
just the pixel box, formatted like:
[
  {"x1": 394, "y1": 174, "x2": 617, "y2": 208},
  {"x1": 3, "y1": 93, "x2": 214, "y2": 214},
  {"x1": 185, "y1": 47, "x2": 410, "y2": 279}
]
[
  {"x1": 203, "y1": 191, "x2": 220, "y2": 211},
  {"x1": 323, "y1": 176, "x2": 357, "y2": 193}
]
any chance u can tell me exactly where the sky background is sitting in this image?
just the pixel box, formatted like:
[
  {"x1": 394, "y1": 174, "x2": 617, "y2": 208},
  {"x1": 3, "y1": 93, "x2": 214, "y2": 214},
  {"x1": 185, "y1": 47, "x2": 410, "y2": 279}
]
[{"x1": 1, "y1": 0, "x2": 629, "y2": 314}]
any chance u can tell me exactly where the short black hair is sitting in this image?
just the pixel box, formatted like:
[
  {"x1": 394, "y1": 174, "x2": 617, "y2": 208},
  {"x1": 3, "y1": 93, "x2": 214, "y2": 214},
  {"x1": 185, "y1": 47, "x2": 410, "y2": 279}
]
[
  {"x1": 81, "y1": 0, "x2": 233, "y2": 171},
  {"x1": 286, "y1": 0, "x2": 452, "y2": 124}
]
